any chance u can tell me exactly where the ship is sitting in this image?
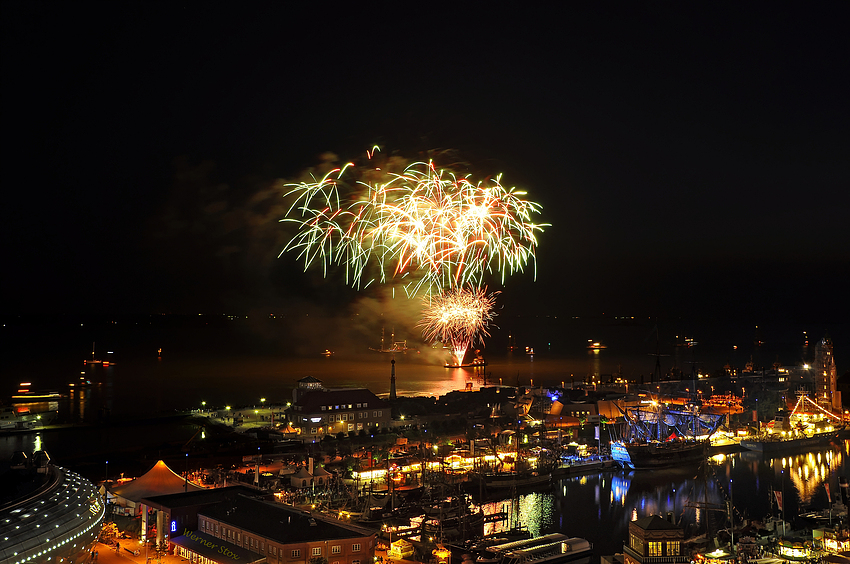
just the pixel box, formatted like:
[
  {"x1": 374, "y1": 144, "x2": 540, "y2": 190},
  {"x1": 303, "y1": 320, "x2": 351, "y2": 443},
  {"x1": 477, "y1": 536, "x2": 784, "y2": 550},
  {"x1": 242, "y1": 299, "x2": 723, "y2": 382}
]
[
  {"x1": 444, "y1": 351, "x2": 487, "y2": 369},
  {"x1": 369, "y1": 328, "x2": 408, "y2": 353},
  {"x1": 740, "y1": 392, "x2": 849, "y2": 453},
  {"x1": 610, "y1": 397, "x2": 724, "y2": 470}
]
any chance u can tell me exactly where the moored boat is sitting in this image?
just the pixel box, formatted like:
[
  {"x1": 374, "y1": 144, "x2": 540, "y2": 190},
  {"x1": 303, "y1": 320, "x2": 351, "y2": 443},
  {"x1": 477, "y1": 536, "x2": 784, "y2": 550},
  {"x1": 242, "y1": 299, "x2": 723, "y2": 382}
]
[
  {"x1": 611, "y1": 439, "x2": 709, "y2": 470},
  {"x1": 477, "y1": 470, "x2": 552, "y2": 490},
  {"x1": 610, "y1": 396, "x2": 724, "y2": 470},
  {"x1": 741, "y1": 392, "x2": 849, "y2": 453},
  {"x1": 0, "y1": 407, "x2": 38, "y2": 431},
  {"x1": 474, "y1": 533, "x2": 592, "y2": 564}
]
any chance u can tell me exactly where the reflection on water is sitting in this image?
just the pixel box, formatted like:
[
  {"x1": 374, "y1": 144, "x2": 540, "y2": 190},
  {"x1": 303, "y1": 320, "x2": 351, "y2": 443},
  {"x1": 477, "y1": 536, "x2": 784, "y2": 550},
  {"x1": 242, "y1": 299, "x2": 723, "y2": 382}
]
[{"x1": 473, "y1": 442, "x2": 850, "y2": 559}]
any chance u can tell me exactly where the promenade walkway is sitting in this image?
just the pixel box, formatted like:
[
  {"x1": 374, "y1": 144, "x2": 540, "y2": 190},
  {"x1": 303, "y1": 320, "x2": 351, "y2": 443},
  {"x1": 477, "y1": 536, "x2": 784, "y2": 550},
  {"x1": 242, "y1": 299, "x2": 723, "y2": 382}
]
[{"x1": 87, "y1": 539, "x2": 185, "y2": 564}]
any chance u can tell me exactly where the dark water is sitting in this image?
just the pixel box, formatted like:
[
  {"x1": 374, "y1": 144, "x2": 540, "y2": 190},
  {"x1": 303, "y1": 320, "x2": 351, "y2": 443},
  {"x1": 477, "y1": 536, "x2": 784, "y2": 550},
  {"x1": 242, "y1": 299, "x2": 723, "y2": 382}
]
[
  {"x1": 3, "y1": 313, "x2": 845, "y2": 414},
  {"x1": 2, "y1": 314, "x2": 848, "y2": 560}
]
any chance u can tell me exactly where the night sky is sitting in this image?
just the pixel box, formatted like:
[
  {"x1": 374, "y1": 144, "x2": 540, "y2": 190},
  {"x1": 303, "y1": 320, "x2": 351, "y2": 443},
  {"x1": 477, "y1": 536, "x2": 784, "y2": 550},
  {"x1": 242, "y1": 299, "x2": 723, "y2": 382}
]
[{"x1": 3, "y1": 2, "x2": 849, "y2": 323}]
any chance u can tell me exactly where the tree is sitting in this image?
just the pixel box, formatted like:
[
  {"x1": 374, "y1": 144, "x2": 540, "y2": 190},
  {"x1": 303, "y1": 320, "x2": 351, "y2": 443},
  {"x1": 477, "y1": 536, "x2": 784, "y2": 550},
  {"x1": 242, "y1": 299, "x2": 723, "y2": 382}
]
[{"x1": 310, "y1": 557, "x2": 329, "y2": 564}]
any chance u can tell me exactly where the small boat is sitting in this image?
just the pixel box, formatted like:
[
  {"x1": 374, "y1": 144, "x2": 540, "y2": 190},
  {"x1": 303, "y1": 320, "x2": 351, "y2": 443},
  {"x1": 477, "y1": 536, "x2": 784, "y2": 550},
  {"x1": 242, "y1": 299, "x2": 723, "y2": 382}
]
[
  {"x1": 586, "y1": 340, "x2": 606, "y2": 350},
  {"x1": 420, "y1": 493, "x2": 485, "y2": 541},
  {"x1": 480, "y1": 471, "x2": 552, "y2": 490},
  {"x1": 321, "y1": 350, "x2": 334, "y2": 357},
  {"x1": 474, "y1": 533, "x2": 592, "y2": 564},
  {"x1": 84, "y1": 341, "x2": 102, "y2": 364},
  {"x1": 0, "y1": 407, "x2": 38, "y2": 431}
]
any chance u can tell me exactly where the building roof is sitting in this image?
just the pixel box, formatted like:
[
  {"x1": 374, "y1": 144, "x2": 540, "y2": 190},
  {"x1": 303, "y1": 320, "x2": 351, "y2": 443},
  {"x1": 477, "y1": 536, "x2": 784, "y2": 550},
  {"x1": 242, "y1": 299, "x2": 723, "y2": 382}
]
[
  {"x1": 292, "y1": 467, "x2": 313, "y2": 479},
  {"x1": 312, "y1": 466, "x2": 332, "y2": 477},
  {"x1": 295, "y1": 388, "x2": 389, "y2": 412},
  {"x1": 110, "y1": 460, "x2": 204, "y2": 502},
  {"x1": 298, "y1": 376, "x2": 323, "y2": 384},
  {"x1": 201, "y1": 494, "x2": 374, "y2": 543},
  {"x1": 141, "y1": 485, "x2": 267, "y2": 511},
  {"x1": 632, "y1": 515, "x2": 681, "y2": 531}
]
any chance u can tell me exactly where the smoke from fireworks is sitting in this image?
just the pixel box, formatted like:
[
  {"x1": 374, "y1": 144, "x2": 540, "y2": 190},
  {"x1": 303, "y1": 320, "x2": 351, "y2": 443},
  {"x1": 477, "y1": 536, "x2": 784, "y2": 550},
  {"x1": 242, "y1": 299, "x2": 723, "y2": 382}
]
[
  {"x1": 280, "y1": 150, "x2": 546, "y2": 363},
  {"x1": 280, "y1": 155, "x2": 546, "y2": 297},
  {"x1": 417, "y1": 287, "x2": 498, "y2": 366}
]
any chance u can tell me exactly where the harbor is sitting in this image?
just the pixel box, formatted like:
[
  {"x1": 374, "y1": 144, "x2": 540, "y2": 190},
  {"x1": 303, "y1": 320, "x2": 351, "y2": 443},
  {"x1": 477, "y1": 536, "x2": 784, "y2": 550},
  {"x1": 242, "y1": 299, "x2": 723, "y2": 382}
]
[{"x1": 2, "y1": 316, "x2": 848, "y2": 564}]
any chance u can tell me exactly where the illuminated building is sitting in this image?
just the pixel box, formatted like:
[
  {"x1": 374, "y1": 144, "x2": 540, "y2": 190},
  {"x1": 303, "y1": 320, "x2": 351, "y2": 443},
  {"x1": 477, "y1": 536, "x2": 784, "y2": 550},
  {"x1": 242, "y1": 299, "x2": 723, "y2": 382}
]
[
  {"x1": 814, "y1": 336, "x2": 840, "y2": 413},
  {"x1": 291, "y1": 380, "x2": 391, "y2": 440},
  {"x1": 142, "y1": 488, "x2": 376, "y2": 564},
  {"x1": 0, "y1": 451, "x2": 104, "y2": 564},
  {"x1": 620, "y1": 515, "x2": 688, "y2": 564}
]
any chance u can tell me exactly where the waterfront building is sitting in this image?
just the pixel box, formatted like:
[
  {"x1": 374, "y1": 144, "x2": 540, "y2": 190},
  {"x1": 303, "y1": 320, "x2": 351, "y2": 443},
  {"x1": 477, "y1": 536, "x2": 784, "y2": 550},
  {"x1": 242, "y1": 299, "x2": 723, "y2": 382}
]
[
  {"x1": 601, "y1": 514, "x2": 688, "y2": 564},
  {"x1": 141, "y1": 486, "x2": 263, "y2": 546},
  {"x1": 291, "y1": 383, "x2": 391, "y2": 440},
  {"x1": 143, "y1": 487, "x2": 377, "y2": 564},
  {"x1": 815, "y1": 336, "x2": 841, "y2": 414},
  {"x1": 0, "y1": 451, "x2": 105, "y2": 564}
]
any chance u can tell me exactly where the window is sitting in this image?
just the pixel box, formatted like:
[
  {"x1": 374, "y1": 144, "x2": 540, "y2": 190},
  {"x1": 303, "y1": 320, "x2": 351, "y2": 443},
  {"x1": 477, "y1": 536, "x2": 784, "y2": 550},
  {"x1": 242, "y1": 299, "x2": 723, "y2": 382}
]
[
  {"x1": 356, "y1": 403, "x2": 361, "y2": 408},
  {"x1": 313, "y1": 547, "x2": 323, "y2": 556},
  {"x1": 353, "y1": 560, "x2": 361, "y2": 564},
  {"x1": 348, "y1": 404, "x2": 352, "y2": 408},
  {"x1": 667, "y1": 541, "x2": 680, "y2": 555},
  {"x1": 321, "y1": 406, "x2": 326, "y2": 411},
  {"x1": 357, "y1": 423, "x2": 363, "y2": 430},
  {"x1": 332, "y1": 546, "x2": 342, "y2": 554},
  {"x1": 373, "y1": 411, "x2": 377, "y2": 417},
  {"x1": 348, "y1": 423, "x2": 354, "y2": 431},
  {"x1": 353, "y1": 544, "x2": 361, "y2": 552},
  {"x1": 363, "y1": 402, "x2": 368, "y2": 408},
  {"x1": 292, "y1": 550, "x2": 301, "y2": 558},
  {"x1": 378, "y1": 410, "x2": 382, "y2": 417},
  {"x1": 648, "y1": 542, "x2": 662, "y2": 556},
  {"x1": 237, "y1": 533, "x2": 242, "y2": 542},
  {"x1": 629, "y1": 535, "x2": 642, "y2": 553},
  {"x1": 311, "y1": 427, "x2": 317, "y2": 434}
]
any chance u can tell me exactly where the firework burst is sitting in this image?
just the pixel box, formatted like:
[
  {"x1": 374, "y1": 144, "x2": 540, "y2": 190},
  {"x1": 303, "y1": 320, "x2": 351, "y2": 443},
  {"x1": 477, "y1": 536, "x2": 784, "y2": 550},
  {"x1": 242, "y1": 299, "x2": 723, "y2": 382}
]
[
  {"x1": 280, "y1": 155, "x2": 547, "y2": 297},
  {"x1": 418, "y1": 287, "x2": 498, "y2": 366}
]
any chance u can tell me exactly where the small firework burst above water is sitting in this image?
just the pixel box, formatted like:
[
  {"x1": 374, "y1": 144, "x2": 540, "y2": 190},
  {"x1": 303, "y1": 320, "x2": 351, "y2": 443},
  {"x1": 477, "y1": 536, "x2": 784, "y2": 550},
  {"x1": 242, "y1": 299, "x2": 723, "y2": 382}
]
[
  {"x1": 418, "y1": 287, "x2": 498, "y2": 366},
  {"x1": 280, "y1": 153, "x2": 547, "y2": 297}
]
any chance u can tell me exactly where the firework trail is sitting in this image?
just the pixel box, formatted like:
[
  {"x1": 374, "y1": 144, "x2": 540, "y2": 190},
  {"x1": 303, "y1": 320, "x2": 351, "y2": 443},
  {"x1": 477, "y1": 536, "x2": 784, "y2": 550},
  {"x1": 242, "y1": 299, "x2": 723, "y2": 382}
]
[
  {"x1": 280, "y1": 154, "x2": 547, "y2": 297},
  {"x1": 417, "y1": 287, "x2": 498, "y2": 366}
]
